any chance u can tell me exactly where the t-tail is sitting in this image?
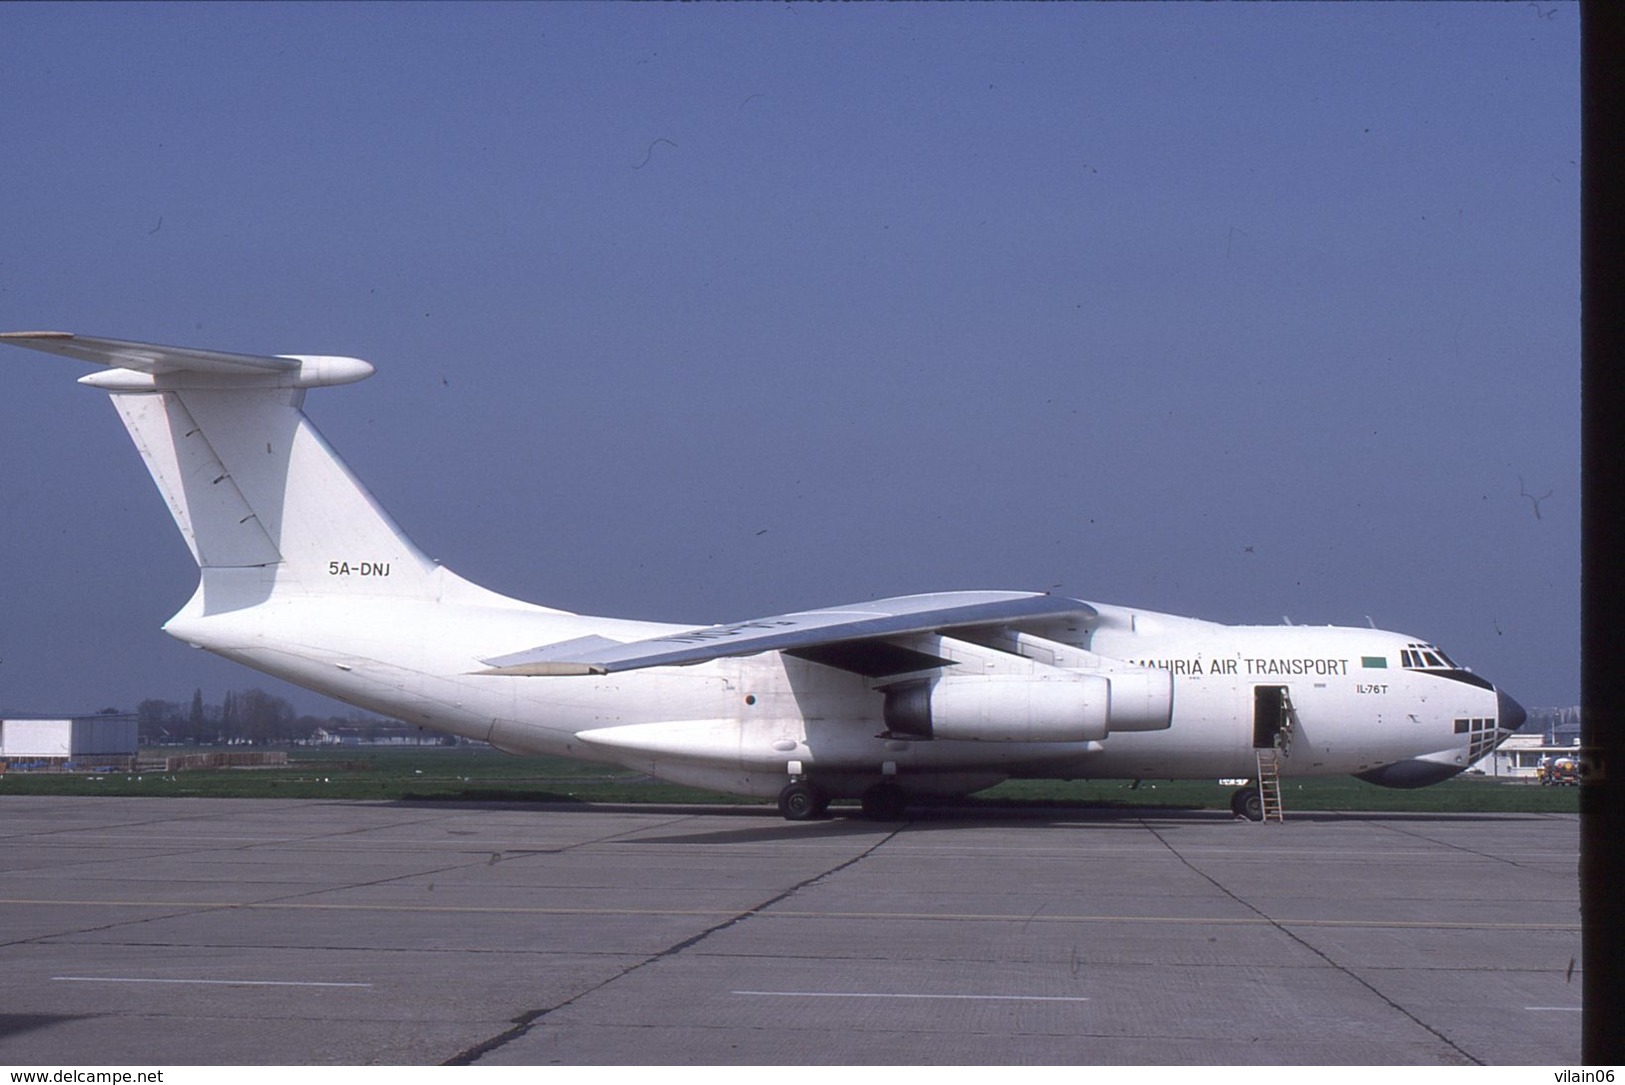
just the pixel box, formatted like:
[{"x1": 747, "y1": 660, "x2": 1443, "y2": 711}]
[{"x1": 1, "y1": 332, "x2": 534, "y2": 619}]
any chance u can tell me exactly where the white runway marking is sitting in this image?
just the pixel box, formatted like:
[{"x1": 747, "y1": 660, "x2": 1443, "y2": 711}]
[
  {"x1": 53, "y1": 976, "x2": 372, "y2": 988},
  {"x1": 734, "y1": 990, "x2": 1088, "y2": 1002},
  {"x1": 1, "y1": 897, "x2": 1580, "y2": 932},
  {"x1": 1524, "y1": 1006, "x2": 1583, "y2": 1012}
]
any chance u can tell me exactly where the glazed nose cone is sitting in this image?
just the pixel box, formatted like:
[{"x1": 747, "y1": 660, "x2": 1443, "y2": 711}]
[{"x1": 1497, "y1": 688, "x2": 1527, "y2": 732}]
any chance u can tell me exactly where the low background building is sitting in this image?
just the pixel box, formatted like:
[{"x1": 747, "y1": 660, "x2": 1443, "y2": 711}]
[
  {"x1": 1471, "y1": 731, "x2": 1581, "y2": 780},
  {"x1": 0, "y1": 714, "x2": 139, "y2": 771}
]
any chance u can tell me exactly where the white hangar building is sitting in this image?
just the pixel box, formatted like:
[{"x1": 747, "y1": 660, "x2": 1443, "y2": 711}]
[{"x1": 0, "y1": 715, "x2": 138, "y2": 768}]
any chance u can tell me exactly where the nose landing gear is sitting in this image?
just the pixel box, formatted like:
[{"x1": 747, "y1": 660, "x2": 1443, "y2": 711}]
[{"x1": 1230, "y1": 785, "x2": 1263, "y2": 822}]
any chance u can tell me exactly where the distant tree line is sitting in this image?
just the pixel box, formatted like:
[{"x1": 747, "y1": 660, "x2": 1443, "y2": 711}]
[
  {"x1": 135, "y1": 688, "x2": 419, "y2": 745},
  {"x1": 1525, "y1": 705, "x2": 1581, "y2": 738}
]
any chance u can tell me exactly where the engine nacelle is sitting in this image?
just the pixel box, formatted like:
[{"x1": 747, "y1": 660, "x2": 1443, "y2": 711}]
[
  {"x1": 884, "y1": 674, "x2": 1112, "y2": 743},
  {"x1": 1101, "y1": 667, "x2": 1174, "y2": 732}
]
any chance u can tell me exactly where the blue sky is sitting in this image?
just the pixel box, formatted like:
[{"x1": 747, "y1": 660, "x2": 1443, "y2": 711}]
[{"x1": 0, "y1": 3, "x2": 1579, "y2": 715}]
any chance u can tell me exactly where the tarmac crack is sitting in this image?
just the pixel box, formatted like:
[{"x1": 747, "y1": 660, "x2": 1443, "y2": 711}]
[
  {"x1": 443, "y1": 819, "x2": 908, "y2": 1065},
  {"x1": 1140, "y1": 820, "x2": 1483, "y2": 1066},
  {"x1": 0, "y1": 798, "x2": 329, "y2": 843},
  {"x1": 1347, "y1": 812, "x2": 1577, "y2": 871},
  {"x1": 0, "y1": 805, "x2": 626, "y2": 949}
]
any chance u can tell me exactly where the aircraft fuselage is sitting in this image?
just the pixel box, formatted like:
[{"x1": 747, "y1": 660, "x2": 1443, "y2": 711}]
[{"x1": 165, "y1": 585, "x2": 1517, "y2": 802}]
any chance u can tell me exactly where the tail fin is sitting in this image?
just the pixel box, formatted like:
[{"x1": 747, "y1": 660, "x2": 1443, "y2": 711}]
[{"x1": 4, "y1": 331, "x2": 524, "y2": 613}]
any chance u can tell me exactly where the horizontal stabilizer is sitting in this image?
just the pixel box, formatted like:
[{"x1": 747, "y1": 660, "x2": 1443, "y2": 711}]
[
  {"x1": 1, "y1": 331, "x2": 373, "y2": 389},
  {"x1": 479, "y1": 591, "x2": 1096, "y2": 676}
]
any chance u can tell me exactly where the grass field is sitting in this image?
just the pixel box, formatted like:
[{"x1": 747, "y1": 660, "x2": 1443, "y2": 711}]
[{"x1": 0, "y1": 745, "x2": 1581, "y2": 815}]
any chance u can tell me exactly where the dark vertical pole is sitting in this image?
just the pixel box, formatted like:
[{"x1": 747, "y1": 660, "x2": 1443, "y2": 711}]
[{"x1": 1581, "y1": 0, "x2": 1625, "y2": 1066}]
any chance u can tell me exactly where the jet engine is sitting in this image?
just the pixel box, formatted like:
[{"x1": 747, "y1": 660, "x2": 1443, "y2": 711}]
[{"x1": 882, "y1": 671, "x2": 1169, "y2": 742}]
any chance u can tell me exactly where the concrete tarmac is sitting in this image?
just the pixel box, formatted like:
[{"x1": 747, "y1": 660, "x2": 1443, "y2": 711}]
[{"x1": 0, "y1": 796, "x2": 1580, "y2": 1065}]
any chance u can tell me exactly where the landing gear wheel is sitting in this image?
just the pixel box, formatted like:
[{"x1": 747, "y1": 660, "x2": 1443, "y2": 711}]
[
  {"x1": 1231, "y1": 786, "x2": 1263, "y2": 822},
  {"x1": 778, "y1": 781, "x2": 826, "y2": 821},
  {"x1": 860, "y1": 783, "x2": 909, "y2": 821}
]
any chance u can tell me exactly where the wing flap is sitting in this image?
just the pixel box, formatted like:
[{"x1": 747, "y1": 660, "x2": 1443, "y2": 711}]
[{"x1": 479, "y1": 591, "x2": 1096, "y2": 676}]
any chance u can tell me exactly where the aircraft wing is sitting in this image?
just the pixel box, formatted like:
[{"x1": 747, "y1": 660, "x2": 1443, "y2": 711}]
[
  {"x1": 479, "y1": 590, "x2": 1096, "y2": 677},
  {"x1": 1, "y1": 331, "x2": 300, "y2": 375}
]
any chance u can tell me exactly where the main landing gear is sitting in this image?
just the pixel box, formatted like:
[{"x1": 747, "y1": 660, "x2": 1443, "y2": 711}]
[
  {"x1": 775, "y1": 779, "x2": 911, "y2": 821},
  {"x1": 859, "y1": 782, "x2": 908, "y2": 821},
  {"x1": 776, "y1": 780, "x2": 830, "y2": 821}
]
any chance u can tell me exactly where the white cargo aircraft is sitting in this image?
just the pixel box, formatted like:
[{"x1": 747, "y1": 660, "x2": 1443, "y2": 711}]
[{"x1": 4, "y1": 331, "x2": 1525, "y2": 820}]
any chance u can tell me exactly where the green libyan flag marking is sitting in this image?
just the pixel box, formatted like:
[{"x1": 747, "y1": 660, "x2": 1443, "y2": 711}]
[{"x1": 1361, "y1": 656, "x2": 1388, "y2": 669}]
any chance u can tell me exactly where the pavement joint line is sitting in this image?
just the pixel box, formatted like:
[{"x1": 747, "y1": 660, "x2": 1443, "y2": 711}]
[
  {"x1": 70, "y1": 805, "x2": 693, "y2": 925},
  {"x1": 77, "y1": 807, "x2": 755, "y2": 932},
  {"x1": 1355, "y1": 814, "x2": 1559, "y2": 871},
  {"x1": 0, "y1": 801, "x2": 1581, "y2": 1064},
  {"x1": 1141, "y1": 818, "x2": 1483, "y2": 1066},
  {"x1": 731, "y1": 991, "x2": 1090, "y2": 1001},
  {"x1": 0, "y1": 897, "x2": 1581, "y2": 930},
  {"x1": 52, "y1": 976, "x2": 372, "y2": 988},
  {"x1": 443, "y1": 818, "x2": 910, "y2": 1065},
  {"x1": 0, "y1": 799, "x2": 334, "y2": 841},
  {"x1": 0, "y1": 804, "x2": 687, "y2": 950}
]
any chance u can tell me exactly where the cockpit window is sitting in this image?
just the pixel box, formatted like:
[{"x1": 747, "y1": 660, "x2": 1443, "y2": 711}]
[
  {"x1": 1403, "y1": 643, "x2": 1459, "y2": 672},
  {"x1": 1401, "y1": 642, "x2": 1494, "y2": 689}
]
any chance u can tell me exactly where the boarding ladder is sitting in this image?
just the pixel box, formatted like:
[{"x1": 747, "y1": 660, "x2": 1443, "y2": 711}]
[
  {"x1": 1255, "y1": 748, "x2": 1284, "y2": 823},
  {"x1": 1254, "y1": 688, "x2": 1294, "y2": 823}
]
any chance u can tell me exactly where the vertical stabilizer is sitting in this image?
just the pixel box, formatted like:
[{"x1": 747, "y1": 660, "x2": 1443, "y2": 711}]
[
  {"x1": 111, "y1": 385, "x2": 442, "y2": 605},
  {"x1": 3, "y1": 331, "x2": 538, "y2": 615}
]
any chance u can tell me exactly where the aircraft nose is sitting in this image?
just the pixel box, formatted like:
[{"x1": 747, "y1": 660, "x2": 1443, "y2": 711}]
[{"x1": 1497, "y1": 688, "x2": 1527, "y2": 733}]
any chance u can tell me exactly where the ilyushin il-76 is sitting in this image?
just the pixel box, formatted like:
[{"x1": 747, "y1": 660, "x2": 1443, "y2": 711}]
[{"x1": 3, "y1": 332, "x2": 1525, "y2": 820}]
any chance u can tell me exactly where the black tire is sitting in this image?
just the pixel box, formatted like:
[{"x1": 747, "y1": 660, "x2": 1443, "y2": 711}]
[
  {"x1": 860, "y1": 783, "x2": 908, "y2": 821},
  {"x1": 1231, "y1": 786, "x2": 1263, "y2": 822},
  {"x1": 777, "y1": 781, "x2": 824, "y2": 821}
]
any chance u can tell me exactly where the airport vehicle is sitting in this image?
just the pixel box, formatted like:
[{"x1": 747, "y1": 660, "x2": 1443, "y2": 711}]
[
  {"x1": 1537, "y1": 755, "x2": 1579, "y2": 786},
  {"x1": 3, "y1": 331, "x2": 1527, "y2": 820}
]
